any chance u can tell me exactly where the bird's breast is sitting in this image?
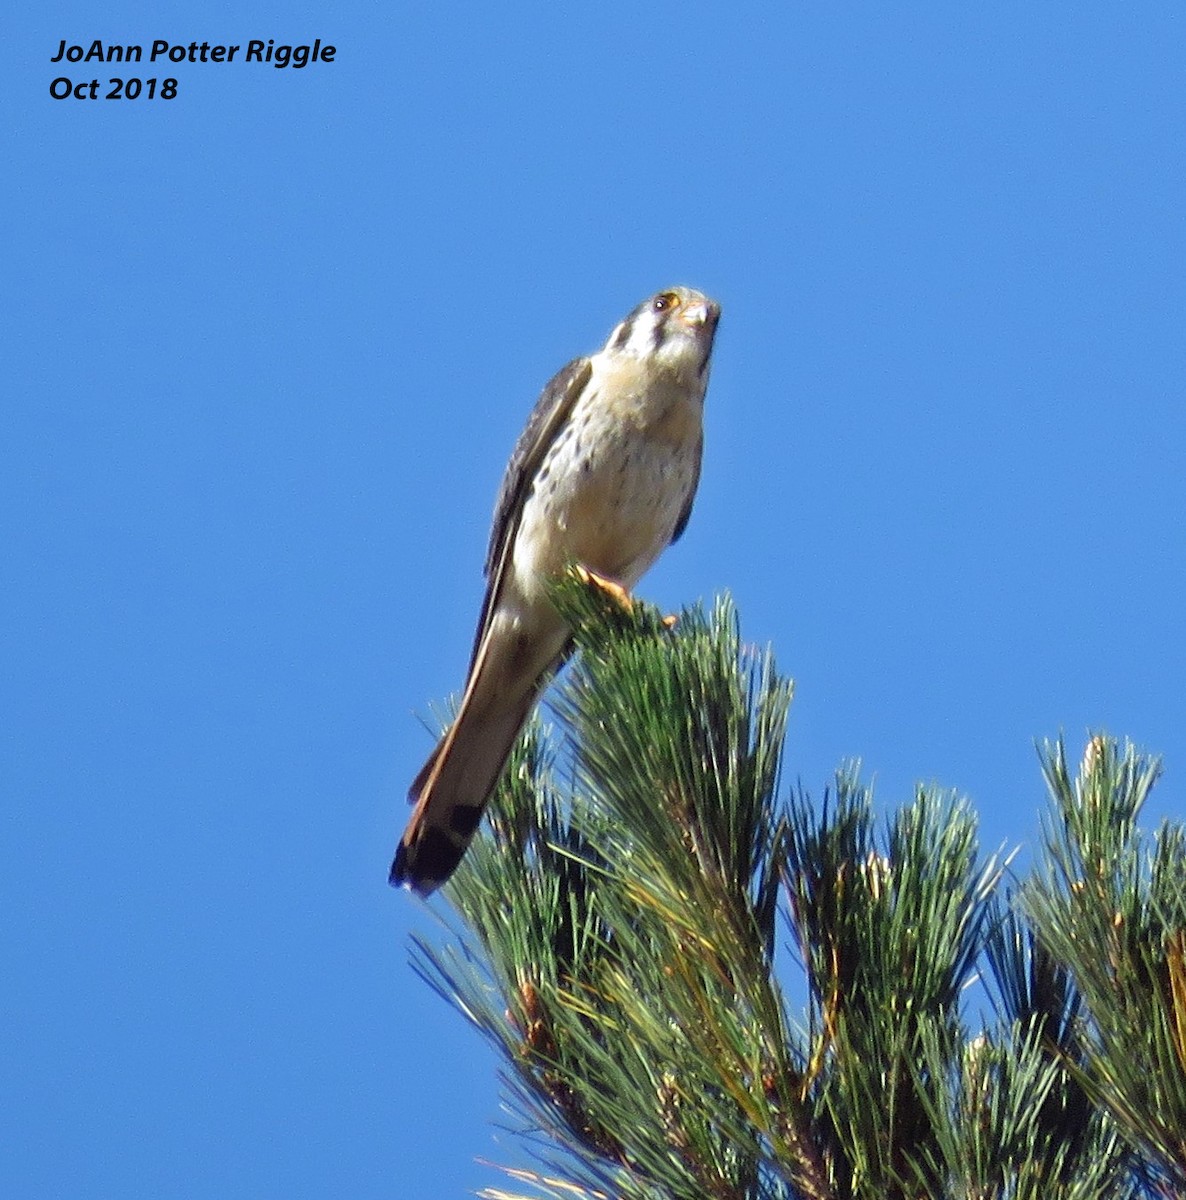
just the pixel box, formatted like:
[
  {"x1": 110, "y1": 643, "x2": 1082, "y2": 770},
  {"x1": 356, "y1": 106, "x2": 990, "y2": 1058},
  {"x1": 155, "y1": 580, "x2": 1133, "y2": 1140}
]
[{"x1": 510, "y1": 362, "x2": 703, "y2": 598}]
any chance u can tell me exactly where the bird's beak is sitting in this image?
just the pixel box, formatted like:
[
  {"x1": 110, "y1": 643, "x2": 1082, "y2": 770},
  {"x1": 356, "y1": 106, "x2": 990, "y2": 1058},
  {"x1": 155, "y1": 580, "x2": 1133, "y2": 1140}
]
[{"x1": 679, "y1": 300, "x2": 721, "y2": 333}]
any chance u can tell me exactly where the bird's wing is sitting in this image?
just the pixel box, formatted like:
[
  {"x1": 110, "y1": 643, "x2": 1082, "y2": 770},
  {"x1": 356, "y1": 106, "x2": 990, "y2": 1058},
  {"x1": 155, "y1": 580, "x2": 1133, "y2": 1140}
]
[
  {"x1": 668, "y1": 429, "x2": 704, "y2": 545},
  {"x1": 464, "y1": 356, "x2": 593, "y2": 671}
]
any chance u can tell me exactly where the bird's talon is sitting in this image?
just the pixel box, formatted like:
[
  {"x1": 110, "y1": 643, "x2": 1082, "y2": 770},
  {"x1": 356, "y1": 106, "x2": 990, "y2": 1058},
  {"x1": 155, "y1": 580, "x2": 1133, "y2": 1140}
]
[{"x1": 574, "y1": 565, "x2": 634, "y2": 612}]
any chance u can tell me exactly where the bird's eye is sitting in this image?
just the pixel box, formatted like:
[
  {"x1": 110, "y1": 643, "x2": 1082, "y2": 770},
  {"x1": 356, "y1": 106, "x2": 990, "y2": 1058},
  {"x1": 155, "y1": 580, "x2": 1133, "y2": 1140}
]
[{"x1": 652, "y1": 291, "x2": 680, "y2": 313}]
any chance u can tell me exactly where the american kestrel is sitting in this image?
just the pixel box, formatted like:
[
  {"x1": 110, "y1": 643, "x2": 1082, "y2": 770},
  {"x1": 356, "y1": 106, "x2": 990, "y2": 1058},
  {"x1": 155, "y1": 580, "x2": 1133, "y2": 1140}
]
[{"x1": 390, "y1": 286, "x2": 721, "y2": 895}]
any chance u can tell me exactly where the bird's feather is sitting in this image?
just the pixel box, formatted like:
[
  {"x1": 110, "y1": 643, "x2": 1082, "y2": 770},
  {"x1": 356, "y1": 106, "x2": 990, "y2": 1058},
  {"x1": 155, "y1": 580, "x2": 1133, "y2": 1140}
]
[
  {"x1": 463, "y1": 357, "x2": 592, "y2": 675},
  {"x1": 669, "y1": 430, "x2": 703, "y2": 545}
]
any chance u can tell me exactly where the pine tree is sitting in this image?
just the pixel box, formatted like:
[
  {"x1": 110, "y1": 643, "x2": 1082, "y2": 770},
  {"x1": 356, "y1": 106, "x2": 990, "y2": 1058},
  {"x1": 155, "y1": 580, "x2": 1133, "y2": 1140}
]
[{"x1": 411, "y1": 577, "x2": 1185, "y2": 1200}]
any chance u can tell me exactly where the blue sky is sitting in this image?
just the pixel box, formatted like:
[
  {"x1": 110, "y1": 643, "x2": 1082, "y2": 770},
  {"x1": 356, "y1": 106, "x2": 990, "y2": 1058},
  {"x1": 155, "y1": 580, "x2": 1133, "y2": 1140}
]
[{"x1": 6, "y1": 3, "x2": 1184, "y2": 1196}]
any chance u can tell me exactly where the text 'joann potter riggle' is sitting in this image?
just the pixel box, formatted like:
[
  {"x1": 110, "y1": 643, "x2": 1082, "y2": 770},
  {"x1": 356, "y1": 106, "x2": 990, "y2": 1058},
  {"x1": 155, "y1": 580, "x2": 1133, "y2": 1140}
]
[{"x1": 50, "y1": 40, "x2": 337, "y2": 69}]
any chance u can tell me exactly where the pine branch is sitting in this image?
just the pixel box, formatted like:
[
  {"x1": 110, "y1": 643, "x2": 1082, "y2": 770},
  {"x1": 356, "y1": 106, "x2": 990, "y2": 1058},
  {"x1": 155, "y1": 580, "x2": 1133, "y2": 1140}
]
[
  {"x1": 1023, "y1": 736, "x2": 1186, "y2": 1191},
  {"x1": 783, "y1": 776, "x2": 1004, "y2": 1198},
  {"x1": 406, "y1": 588, "x2": 1177, "y2": 1200}
]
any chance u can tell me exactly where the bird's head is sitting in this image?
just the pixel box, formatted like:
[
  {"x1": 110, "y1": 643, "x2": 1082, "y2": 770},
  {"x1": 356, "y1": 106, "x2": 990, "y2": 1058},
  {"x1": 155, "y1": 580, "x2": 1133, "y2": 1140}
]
[{"x1": 604, "y1": 286, "x2": 721, "y2": 379}]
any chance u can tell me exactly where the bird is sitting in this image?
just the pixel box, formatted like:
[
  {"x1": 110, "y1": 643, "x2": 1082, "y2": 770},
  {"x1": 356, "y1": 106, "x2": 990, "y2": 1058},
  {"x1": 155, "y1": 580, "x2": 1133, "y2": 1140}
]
[{"x1": 390, "y1": 286, "x2": 721, "y2": 895}]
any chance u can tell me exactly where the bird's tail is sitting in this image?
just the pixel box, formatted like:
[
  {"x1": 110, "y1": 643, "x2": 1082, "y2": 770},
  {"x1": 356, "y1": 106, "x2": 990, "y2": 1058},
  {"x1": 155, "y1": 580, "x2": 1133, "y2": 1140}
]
[{"x1": 389, "y1": 687, "x2": 537, "y2": 895}]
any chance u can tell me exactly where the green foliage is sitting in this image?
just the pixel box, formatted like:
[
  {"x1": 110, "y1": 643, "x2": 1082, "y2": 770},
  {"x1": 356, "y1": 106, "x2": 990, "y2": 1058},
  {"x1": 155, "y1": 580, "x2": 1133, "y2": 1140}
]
[
  {"x1": 409, "y1": 579, "x2": 1182, "y2": 1200},
  {"x1": 1023, "y1": 738, "x2": 1186, "y2": 1192}
]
